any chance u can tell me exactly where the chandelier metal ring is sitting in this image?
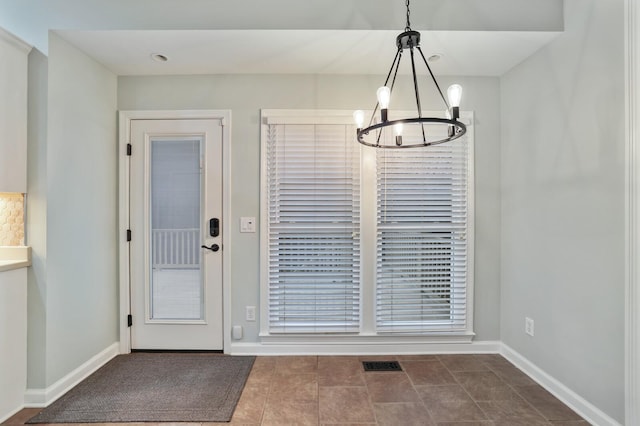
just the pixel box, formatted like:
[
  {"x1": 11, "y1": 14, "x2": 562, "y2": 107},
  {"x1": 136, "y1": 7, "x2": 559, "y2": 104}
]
[{"x1": 356, "y1": 117, "x2": 466, "y2": 149}]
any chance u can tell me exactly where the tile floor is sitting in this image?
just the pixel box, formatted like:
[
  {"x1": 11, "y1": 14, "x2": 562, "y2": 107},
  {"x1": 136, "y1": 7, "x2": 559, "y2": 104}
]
[{"x1": 3, "y1": 354, "x2": 590, "y2": 426}]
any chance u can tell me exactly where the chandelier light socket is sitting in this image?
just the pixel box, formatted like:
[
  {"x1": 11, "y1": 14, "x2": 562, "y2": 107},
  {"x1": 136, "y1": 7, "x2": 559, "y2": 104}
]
[
  {"x1": 380, "y1": 108, "x2": 389, "y2": 123},
  {"x1": 451, "y1": 106, "x2": 460, "y2": 121}
]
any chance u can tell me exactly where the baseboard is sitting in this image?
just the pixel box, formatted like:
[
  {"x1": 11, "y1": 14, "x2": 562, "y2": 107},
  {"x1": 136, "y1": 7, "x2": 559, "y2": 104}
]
[
  {"x1": 500, "y1": 343, "x2": 622, "y2": 426},
  {"x1": 229, "y1": 339, "x2": 502, "y2": 356},
  {"x1": 24, "y1": 342, "x2": 119, "y2": 407}
]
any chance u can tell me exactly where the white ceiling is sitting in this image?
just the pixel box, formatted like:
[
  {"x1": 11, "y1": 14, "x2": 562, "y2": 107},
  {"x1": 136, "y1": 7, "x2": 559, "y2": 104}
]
[{"x1": 56, "y1": 29, "x2": 560, "y2": 77}]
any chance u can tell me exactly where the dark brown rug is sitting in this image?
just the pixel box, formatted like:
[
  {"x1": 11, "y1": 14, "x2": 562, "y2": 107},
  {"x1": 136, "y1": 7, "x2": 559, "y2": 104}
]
[{"x1": 27, "y1": 352, "x2": 255, "y2": 423}]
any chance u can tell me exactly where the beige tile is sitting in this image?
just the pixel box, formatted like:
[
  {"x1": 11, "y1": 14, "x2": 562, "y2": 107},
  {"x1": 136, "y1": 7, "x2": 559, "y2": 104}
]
[
  {"x1": 402, "y1": 360, "x2": 457, "y2": 386},
  {"x1": 488, "y1": 363, "x2": 537, "y2": 386},
  {"x1": 395, "y1": 355, "x2": 440, "y2": 362},
  {"x1": 415, "y1": 384, "x2": 487, "y2": 422},
  {"x1": 267, "y1": 373, "x2": 318, "y2": 403},
  {"x1": 274, "y1": 356, "x2": 318, "y2": 375},
  {"x1": 262, "y1": 400, "x2": 318, "y2": 426},
  {"x1": 318, "y1": 356, "x2": 365, "y2": 386},
  {"x1": 492, "y1": 420, "x2": 550, "y2": 426},
  {"x1": 364, "y1": 372, "x2": 421, "y2": 403},
  {"x1": 452, "y1": 370, "x2": 516, "y2": 401},
  {"x1": 436, "y1": 422, "x2": 493, "y2": 426},
  {"x1": 477, "y1": 395, "x2": 548, "y2": 423},
  {"x1": 515, "y1": 384, "x2": 583, "y2": 421},
  {"x1": 229, "y1": 384, "x2": 269, "y2": 424},
  {"x1": 358, "y1": 355, "x2": 399, "y2": 362},
  {"x1": 319, "y1": 386, "x2": 376, "y2": 424},
  {"x1": 1, "y1": 408, "x2": 41, "y2": 425},
  {"x1": 373, "y1": 402, "x2": 434, "y2": 426},
  {"x1": 437, "y1": 355, "x2": 491, "y2": 372}
]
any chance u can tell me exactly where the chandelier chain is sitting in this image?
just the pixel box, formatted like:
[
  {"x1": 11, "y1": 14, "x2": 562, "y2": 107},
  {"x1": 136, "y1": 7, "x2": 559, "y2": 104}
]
[{"x1": 405, "y1": 0, "x2": 411, "y2": 31}]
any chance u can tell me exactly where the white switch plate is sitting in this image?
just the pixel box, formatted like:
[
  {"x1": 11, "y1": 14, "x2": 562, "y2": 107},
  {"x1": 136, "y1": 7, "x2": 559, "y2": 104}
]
[{"x1": 240, "y1": 217, "x2": 256, "y2": 233}]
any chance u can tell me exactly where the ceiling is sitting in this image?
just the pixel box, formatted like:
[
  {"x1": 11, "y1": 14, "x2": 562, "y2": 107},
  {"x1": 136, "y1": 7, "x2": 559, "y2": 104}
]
[{"x1": 56, "y1": 29, "x2": 560, "y2": 77}]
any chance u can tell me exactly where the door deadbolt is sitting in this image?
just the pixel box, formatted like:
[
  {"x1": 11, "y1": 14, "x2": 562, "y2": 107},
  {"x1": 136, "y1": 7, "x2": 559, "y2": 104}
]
[{"x1": 201, "y1": 244, "x2": 220, "y2": 252}]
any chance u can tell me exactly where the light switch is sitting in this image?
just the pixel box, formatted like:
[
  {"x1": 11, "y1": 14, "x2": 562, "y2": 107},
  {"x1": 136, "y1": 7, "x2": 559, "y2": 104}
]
[{"x1": 240, "y1": 217, "x2": 256, "y2": 233}]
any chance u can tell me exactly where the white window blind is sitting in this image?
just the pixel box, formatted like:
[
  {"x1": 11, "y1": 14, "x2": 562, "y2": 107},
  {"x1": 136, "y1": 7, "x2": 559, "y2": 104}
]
[
  {"x1": 376, "y1": 132, "x2": 470, "y2": 333},
  {"x1": 265, "y1": 122, "x2": 361, "y2": 333}
]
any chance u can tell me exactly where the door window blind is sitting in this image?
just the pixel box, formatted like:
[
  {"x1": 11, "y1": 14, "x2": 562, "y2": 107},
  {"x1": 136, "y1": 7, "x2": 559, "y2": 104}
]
[
  {"x1": 376, "y1": 133, "x2": 469, "y2": 333},
  {"x1": 266, "y1": 123, "x2": 361, "y2": 333}
]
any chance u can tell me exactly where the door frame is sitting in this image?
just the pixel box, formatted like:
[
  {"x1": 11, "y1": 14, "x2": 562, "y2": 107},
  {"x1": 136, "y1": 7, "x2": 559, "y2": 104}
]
[
  {"x1": 118, "y1": 110, "x2": 232, "y2": 354},
  {"x1": 627, "y1": 0, "x2": 640, "y2": 423}
]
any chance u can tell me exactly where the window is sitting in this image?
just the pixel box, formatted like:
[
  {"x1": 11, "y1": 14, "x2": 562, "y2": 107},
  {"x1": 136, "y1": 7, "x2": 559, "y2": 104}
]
[{"x1": 261, "y1": 110, "x2": 474, "y2": 339}]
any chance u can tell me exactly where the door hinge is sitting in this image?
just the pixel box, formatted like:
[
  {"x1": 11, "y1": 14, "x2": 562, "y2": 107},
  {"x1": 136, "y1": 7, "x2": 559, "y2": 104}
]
[
  {"x1": 126, "y1": 143, "x2": 132, "y2": 156},
  {"x1": 127, "y1": 314, "x2": 133, "y2": 327},
  {"x1": 126, "y1": 229, "x2": 132, "y2": 242}
]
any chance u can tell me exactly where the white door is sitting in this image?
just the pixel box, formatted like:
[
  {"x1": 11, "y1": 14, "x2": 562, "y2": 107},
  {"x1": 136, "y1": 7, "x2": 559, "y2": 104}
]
[{"x1": 129, "y1": 118, "x2": 223, "y2": 350}]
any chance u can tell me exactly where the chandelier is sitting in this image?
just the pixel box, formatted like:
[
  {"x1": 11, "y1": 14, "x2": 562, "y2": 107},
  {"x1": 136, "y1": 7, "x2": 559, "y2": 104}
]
[{"x1": 354, "y1": 0, "x2": 466, "y2": 148}]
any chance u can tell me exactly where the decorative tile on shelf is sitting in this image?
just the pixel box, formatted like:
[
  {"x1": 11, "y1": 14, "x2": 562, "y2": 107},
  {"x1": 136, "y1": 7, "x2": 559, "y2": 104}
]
[{"x1": 0, "y1": 192, "x2": 25, "y2": 246}]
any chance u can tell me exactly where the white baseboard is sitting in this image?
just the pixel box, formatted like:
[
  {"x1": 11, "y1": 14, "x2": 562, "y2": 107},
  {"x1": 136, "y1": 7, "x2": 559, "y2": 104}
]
[
  {"x1": 24, "y1": 342, "x2": 119, "y2": 407},
  {"x1": 229, "y1": 339, "x2": 502, "y2": 356},
  {"x1": 500, "y1": 343, "x2": 622, "y2": 426}
]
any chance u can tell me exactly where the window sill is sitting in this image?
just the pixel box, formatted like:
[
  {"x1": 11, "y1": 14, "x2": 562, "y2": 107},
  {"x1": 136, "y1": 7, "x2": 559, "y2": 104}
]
[{"x1": 259, "y1": 332, "x2": 475, "y2": 346}]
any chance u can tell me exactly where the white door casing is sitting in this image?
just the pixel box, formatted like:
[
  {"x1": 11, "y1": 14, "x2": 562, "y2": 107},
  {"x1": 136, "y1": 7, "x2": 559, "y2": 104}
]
[{"x1": 118, "y1": 110, "x2": 231, "y2": 353}]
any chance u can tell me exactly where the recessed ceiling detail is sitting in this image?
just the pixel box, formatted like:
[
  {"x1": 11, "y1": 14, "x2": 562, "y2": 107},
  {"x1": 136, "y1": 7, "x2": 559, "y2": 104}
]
[{"x1": 55, "y1": 29, "x2": 560, "y2": 77}]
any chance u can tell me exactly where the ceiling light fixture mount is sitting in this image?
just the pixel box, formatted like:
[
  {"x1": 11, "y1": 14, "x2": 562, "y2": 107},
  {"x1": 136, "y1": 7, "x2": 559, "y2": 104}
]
[{"x1": 354, "y1": 0, "x2": 466, "y2": 148}]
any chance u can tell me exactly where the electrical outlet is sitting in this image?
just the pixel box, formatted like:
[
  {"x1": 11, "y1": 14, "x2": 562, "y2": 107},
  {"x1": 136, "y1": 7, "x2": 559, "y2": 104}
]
[
  {"x1": 525, "y1": 317, "x2": 535, "y2": 337},
  {"x1": 240, "y1": 217, "x2": 256, "y2": 233},
  {"x1": 246, "y1": 306, "x2": 256, "y2": 321}
]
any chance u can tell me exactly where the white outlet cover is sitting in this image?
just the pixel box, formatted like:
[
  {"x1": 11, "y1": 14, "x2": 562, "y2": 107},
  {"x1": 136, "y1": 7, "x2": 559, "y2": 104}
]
[
  {"x1": 525, "y1": 317, "x2": 534, "y2": 336},
  {"x1": 240, "y1": 217, "x2": 256, "y2": 233}
]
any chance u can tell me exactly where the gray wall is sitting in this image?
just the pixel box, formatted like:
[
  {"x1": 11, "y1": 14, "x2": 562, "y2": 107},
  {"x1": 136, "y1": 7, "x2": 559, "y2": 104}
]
[
  {"x1": 118, "y1": 73, "x2": 502, "y2": 342},
  {"x1": 26, "y1": 34, "x2": 119, "y2": 388},
  {"x1": 500, "y1": 0, "x2": 624, "y2": 422},
  {"x1": 26, "y1": 47, "x2": 48, "y2": 389}
]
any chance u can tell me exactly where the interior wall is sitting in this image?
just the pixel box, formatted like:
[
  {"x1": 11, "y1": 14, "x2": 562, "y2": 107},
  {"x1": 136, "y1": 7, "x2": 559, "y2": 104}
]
[
  {"x1": 40, "y1": 33, "x2": 118, "y2": 386},
  {"x1": 26, "y1": 47, "x2": 48, "y2": 389},
  {"x1": 118, "y1": 73, "x2": 502, "y2": 343},
  {"x1": 500, "y1": 0, "x2": 624, "y2": 422}
]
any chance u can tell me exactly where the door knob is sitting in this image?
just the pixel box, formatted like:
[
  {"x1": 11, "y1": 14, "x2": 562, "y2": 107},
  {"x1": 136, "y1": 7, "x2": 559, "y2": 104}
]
[{"x1": 201, "y1": 244, "x2": 220, "y2": 252}]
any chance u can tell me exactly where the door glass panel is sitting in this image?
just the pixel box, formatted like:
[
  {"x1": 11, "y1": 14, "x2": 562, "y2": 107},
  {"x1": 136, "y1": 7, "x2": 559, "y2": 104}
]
[{"x1": 150, "y1": 137, "x2": 203, "y2": 320}]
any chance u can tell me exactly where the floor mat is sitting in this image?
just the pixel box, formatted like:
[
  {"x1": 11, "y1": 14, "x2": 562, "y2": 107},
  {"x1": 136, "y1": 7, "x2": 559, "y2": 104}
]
[{"x1": 27, "y1": 352, "x2": 255, "y2": 423}]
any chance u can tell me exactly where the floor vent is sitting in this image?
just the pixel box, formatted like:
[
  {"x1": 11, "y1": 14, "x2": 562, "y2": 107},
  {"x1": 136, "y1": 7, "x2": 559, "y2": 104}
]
[{"x1": 362, "y1": 360, "x2": 402, "y2": 372}]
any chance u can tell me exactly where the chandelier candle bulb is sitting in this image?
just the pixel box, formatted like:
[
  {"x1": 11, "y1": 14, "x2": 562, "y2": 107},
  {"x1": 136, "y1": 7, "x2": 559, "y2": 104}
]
[
  {"x1": 447, "y1": 84, "x2": 463, "y2": 120},
  {"x1": 447, "y1": 84, "x2": 462, "y2": 107},
  {"x1": 377, "y1": 86, "x2": 391, "y2": 122},
  {"x1": 353, "y1": 110, "x2": 365, "y2": 130}
]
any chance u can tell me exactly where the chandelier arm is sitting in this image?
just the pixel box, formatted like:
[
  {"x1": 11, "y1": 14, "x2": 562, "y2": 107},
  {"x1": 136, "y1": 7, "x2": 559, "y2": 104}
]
[
  {"x1": 375, "y1": 48, "x2": 404, "y2": 146},
  {"x1": 368, "y1": 47, "x2": 402, "y2": 129},
  {"x1": 409, "y1": 46, "x2": 427, "y2": 143},
  {"x1": 416, "y1": 46, "x2": 450, "y2": 109}
]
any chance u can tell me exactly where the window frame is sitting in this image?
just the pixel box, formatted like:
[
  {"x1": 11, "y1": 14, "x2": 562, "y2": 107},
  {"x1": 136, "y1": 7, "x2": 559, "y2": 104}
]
[{"x1": 259, "y1": 109, "x2": 475, "y2": 343}]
